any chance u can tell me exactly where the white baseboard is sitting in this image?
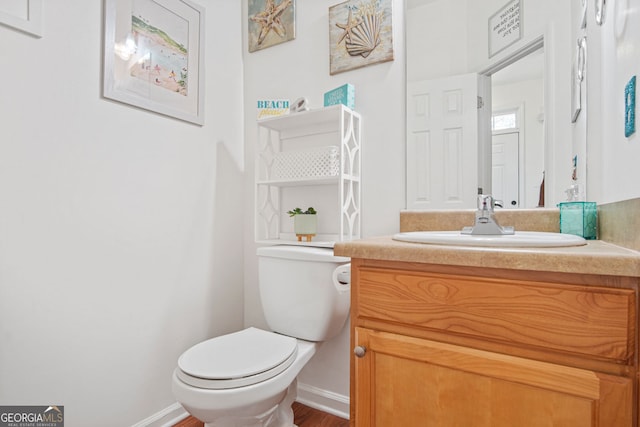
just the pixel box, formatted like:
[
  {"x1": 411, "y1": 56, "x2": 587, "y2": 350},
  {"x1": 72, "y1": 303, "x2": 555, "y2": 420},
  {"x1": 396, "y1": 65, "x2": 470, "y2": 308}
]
[
  {"x1": 131, "y1": 402, "x2": 189, "y2": 427},
  {"x1": 132, "y1": 384, "x2": 349, "y2": 427},
  {"x1": 296, "y1": 382, "x2": 350, "y2": 420}
]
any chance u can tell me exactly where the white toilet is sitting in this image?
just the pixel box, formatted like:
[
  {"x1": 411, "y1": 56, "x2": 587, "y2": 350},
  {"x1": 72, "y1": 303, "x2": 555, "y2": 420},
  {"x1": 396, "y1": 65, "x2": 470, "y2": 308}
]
[{"x1": 172, "y1": 245, "x2": 351, "y2": 427}]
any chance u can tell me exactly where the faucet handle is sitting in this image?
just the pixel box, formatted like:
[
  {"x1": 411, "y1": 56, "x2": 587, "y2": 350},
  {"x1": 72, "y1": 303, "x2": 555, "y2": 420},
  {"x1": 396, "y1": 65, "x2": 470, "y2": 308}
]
[{"x1": 477, "y1": 195, "x2": 495, "y2": 211}]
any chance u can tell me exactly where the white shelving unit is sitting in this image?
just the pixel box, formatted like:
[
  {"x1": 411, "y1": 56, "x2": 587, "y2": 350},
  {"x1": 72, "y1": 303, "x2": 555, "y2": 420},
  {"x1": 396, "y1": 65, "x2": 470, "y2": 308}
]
[{"x1": 255, "y1": 105, "x2": 362, "y2": 247}]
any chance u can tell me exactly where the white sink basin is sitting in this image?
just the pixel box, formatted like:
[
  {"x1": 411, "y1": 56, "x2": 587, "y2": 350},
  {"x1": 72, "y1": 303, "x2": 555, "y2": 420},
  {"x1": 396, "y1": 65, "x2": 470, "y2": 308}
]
[{"x1": 392, "y1": 231, "x2": 587, "y2": 248}]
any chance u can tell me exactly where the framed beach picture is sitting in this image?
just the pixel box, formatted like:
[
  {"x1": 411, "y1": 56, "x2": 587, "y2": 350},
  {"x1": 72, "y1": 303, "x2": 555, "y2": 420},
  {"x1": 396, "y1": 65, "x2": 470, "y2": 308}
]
[
  {"x1": 248, "y1": 0, "x2": 295, "y2": 53},
  {"x1": 0, "y1": 0, "x2": 43, "y2": 37},
  {"x1": 329, "y1": 0, "x2": 394, "y2": 75},
  {"x1": 103, "y1": 0, "x2": 205, "y2": 125}
]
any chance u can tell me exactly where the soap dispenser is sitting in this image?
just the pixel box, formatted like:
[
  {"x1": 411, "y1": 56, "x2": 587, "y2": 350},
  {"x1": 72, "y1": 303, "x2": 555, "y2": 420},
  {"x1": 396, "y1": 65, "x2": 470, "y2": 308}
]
[
  {"x1": 559, "y1": 156, "x2": 597, "y2": 239},
  {"x1": 565, "y1": 155, "x2": 582, "y2": 201}
]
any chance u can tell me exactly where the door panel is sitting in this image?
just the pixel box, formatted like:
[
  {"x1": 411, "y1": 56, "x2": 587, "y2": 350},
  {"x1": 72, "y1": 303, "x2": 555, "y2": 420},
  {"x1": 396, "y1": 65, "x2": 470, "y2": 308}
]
[
  {"x1": 354, "y1": 327, "x2": 632, "y2": 427},
  {"x1": 407, "y1": 73, "x2": 480, "y2": 209},
  {"x1": 492, "y1": 131, "x2": 520, "y2": 207}
]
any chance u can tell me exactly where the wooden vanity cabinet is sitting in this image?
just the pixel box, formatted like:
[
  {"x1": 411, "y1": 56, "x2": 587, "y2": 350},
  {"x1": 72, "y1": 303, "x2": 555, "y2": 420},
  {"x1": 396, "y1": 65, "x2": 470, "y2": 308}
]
[{"x1": 349, "y1": 259, "x2": 637, "y2": 427}]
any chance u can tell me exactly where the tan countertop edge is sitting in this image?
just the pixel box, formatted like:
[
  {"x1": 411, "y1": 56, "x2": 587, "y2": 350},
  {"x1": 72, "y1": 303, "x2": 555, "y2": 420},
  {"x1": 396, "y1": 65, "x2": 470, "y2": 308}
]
[{"x1": 334, "y1": 237, "x2": 640, "y2": 277}]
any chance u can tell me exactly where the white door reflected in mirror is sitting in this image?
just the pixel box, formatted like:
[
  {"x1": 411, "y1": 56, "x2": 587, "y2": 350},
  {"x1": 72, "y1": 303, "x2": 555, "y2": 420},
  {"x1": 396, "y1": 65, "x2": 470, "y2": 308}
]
[{"x1": 492, "y1": 132, "x2": 520, "y2": 208}]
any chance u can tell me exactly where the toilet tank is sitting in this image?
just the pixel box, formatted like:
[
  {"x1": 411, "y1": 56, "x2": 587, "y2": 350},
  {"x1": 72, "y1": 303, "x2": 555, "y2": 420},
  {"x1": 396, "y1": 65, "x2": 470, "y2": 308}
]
[{"x1": 257, "y1": 245, "x2": 351, "y2": 342}]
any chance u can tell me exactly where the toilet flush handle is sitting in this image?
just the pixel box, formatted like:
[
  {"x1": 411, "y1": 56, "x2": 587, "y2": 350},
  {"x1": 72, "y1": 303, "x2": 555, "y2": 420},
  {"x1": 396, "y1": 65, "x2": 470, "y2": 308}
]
[{"x1": 332, "y1": 263, "x2": 351, "y2": 294}]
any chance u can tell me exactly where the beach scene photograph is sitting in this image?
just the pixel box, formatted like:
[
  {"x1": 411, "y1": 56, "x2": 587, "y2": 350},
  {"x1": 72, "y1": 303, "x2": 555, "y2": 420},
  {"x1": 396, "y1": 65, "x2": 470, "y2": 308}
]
[{"x1": 129, "y1": 0, "x2": 189, "y2": 96}]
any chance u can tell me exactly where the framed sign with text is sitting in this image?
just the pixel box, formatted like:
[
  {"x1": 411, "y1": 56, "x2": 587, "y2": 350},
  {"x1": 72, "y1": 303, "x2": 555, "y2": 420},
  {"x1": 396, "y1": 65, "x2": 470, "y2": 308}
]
[{"x1": 489, "y1": 0, "x2": 521, "y2": 58}]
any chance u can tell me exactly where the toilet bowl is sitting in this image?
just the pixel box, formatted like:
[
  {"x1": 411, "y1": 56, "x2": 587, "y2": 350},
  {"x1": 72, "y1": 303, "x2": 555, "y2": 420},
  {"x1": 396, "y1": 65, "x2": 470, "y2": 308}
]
[
  {"x1": 172, "y1": 246, "x2": 351, "y2": 427},
  {"x1": 172, "y1": 328, "x2": 317, "y2": 426}
]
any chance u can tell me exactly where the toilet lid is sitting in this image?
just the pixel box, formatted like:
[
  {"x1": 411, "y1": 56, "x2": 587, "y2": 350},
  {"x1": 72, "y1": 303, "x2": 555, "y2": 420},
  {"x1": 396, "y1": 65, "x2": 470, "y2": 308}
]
[{"x1": 177, "y1": 327, "x2": 298, "y2": 389}]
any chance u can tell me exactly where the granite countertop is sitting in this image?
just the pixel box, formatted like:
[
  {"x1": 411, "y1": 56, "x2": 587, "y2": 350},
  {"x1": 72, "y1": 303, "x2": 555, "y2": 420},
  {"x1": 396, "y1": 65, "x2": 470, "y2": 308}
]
[{"x1": 334, "y1": 236, "x2": 640, "y2": 277}]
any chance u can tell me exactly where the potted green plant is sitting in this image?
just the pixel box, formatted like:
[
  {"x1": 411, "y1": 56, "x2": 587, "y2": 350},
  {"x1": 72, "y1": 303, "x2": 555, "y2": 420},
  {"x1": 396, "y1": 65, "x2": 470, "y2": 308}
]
[{"x1": 287, "y1": 207, "x2": 317, "y2": 241}]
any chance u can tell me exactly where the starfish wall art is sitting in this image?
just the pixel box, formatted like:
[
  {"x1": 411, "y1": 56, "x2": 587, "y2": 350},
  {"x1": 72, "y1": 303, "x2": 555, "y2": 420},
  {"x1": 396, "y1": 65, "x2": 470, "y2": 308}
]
[
  {"x1": 248, "y1": 0, "x2": 296, "y2": 52},
  {"x1": 329, "y1": 0, "x2": 394, "y2": 75}
]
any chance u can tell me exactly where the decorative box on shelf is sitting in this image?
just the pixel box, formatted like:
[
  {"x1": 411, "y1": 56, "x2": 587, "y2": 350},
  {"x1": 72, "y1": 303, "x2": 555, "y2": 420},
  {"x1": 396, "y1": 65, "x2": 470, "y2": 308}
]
[{"x1": 324, "y1": 84, "x2": 355, "y2": 109}]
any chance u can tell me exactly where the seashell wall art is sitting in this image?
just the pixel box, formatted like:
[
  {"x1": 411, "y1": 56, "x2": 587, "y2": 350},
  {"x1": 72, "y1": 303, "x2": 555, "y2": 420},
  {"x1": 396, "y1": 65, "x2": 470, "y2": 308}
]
[{"x1": 329, "y1": 0, "x2": 394, "y2": 75}]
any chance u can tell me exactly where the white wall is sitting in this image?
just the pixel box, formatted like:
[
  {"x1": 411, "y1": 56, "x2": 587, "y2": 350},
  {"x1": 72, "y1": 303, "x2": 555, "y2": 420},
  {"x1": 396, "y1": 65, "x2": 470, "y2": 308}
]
[
  {"x1": 242, "y1": 0, "x2": 406, "y2": 415},
  {"x1": 585, "y1": 1, "x2": 640, "y2": 204},
  {"x1": 0, "y1": 1, "x2": 244, "y2": 426},
  {"x1": 406, "y1": 0, "x2": 468, "y2": 82},
  {"x1": 2, "y1": 0, "x2": 636, "y2": 425}
]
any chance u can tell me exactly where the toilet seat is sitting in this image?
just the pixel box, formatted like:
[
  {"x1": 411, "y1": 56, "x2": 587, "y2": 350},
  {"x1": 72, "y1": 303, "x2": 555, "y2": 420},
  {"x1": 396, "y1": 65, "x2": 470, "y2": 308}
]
[{"x1": 176, "y1": 327, "x2": 298, "y2": 390}]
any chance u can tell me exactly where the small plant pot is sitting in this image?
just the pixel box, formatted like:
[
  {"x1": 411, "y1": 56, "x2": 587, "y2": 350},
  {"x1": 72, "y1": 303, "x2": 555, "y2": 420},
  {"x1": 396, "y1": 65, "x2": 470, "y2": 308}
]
[{"x1": 294, "y1": 214, "x2": 317, "y2": 241}]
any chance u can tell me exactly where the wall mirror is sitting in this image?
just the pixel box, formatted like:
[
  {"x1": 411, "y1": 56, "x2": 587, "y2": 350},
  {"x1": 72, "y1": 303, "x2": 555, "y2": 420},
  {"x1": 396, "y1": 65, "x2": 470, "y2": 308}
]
[{"x1": 406, "y1": 0, "x2": 573, "y2": 210}]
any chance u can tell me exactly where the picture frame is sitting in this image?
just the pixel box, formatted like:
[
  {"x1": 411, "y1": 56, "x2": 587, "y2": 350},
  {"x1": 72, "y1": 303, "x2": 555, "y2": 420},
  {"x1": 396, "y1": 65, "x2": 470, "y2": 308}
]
[
  {"x1": 248, "y1": 0, "x2": 296, "y2": 53},
  {"x1": 329, "y1": 0, "x2": 394, "y2": 75},
  {"x1": 0, "y1": 0, "x2": 43, "y2": 37},
  {"x1": 103, "y1": 0, "x2": 205, "y2": 125}
]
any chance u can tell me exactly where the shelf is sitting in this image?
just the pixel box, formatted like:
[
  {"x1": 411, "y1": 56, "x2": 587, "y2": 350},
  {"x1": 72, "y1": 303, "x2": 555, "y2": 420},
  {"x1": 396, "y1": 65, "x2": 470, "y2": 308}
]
[
  {"x1": 255, "y1": 106, "x2": 361, "y2": 244},
  {"x1": 257, "y1": 176, "x2": 339, "y2": 187},
  {"x1": 257, "y1": 175, "x2": 360, "y2": 188},
  {"x1": 257, "y1": 105, "x2": 350, "y2": 132},
  {"x1": 256, "y1": 239, "x2": 336, "y2": 248}
]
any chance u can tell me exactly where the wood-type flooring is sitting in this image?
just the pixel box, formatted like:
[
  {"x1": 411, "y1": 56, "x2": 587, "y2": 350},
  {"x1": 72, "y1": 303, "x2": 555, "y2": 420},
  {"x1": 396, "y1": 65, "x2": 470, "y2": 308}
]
[{"x1": 172, "y1": 402, "x2": 349, "y2": 427}]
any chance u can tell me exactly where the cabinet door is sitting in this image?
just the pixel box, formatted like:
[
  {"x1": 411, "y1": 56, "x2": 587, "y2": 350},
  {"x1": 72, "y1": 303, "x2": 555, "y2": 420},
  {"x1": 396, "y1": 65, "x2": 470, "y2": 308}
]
[{"x1": 353, "y1": 327, "x2": 632, "y2": 427}]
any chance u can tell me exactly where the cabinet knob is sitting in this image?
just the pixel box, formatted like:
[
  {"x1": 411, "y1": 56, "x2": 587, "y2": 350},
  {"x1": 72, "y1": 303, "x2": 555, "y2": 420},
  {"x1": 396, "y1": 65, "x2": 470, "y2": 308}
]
[{"x1": 354, "y1": 345, "x2": 367, "y2": 358}]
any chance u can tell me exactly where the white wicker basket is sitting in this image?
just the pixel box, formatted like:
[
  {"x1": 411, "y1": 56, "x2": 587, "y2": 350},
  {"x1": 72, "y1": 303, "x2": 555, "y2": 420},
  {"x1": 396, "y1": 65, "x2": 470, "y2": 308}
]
[{"x1": 272, "y1": 146, "x2": 340, "y2": 180}]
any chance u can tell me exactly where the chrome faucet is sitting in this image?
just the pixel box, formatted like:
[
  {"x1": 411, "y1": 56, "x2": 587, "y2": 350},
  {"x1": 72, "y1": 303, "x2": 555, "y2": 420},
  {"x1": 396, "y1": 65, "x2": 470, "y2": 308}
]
[{"x1": 461, "y1": 195, "x2": 515, "y2": 235}]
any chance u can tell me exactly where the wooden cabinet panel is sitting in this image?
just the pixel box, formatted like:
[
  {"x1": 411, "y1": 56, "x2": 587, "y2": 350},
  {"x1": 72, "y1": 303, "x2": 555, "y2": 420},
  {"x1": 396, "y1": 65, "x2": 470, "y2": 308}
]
[
  {"x1": 354, "y1": 327, "x2": 633, "y2": 427},
  {"x1": 357, "y1": 268, "x2": 635, "y2": 362}
]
